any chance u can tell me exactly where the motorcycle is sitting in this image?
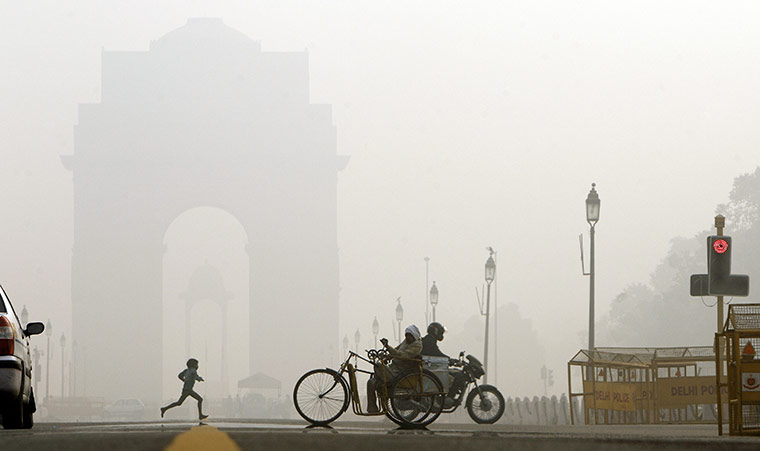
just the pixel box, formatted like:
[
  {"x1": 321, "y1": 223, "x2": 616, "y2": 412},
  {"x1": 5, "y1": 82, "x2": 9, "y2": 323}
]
[{"x1": 427, "y1": 351, "x2": 505, "y2": 424}]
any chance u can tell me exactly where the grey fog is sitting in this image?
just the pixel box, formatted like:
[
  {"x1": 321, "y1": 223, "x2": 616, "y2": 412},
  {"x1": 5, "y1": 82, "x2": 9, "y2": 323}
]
[{"x1": 1, "y1": 0, "x2": 759, "y2": 421}]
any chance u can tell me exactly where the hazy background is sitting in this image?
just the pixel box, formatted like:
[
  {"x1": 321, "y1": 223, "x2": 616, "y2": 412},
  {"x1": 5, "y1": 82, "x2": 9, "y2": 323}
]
[{"x1": 1, "y1": 1, "x2": 759, "y2": 400}]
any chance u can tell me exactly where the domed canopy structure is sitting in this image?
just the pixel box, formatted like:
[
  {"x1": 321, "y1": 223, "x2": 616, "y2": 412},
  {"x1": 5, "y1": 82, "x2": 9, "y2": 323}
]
[{"x1": 180, "y1": 261, "x2": 233, "y2": 305}]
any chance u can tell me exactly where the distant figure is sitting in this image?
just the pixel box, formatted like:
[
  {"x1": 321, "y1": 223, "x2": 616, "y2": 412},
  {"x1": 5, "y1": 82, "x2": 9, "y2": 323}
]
[{"x1": 160, "y1": 358, "x2": 208, "y2": 420}]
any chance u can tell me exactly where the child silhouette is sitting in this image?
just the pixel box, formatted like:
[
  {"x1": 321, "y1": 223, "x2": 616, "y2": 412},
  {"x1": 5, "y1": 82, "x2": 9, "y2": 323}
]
[{"x1": 161, "y1": 358, "x2": 208, "y2": 420}]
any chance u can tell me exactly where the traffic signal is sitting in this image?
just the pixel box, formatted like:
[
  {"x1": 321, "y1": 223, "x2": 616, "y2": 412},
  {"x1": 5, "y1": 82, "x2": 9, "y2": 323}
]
[
  {"x1": 548, "y1": 369, "x2": 554, "y2": 387},
  {"x1": 707, "y1": 236, "x2": 749, "y2": 296},
  {"x1": 708, "y1": 236, "x2": 731, "y2": 280}
]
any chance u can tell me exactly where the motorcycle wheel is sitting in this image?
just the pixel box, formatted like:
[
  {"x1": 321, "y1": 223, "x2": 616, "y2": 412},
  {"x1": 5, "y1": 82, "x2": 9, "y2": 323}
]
[{"x1": 466, "y1": 384, "x2": 505, "y2": 424}]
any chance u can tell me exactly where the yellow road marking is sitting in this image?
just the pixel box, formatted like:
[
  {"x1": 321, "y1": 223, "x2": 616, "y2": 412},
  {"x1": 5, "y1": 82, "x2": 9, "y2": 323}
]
[{"x1": 165, "y1": 425, "x2": 241, "y2": 451}]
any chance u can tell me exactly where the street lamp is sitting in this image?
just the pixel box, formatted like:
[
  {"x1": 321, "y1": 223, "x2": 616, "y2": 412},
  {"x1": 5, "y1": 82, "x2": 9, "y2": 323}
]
[
  {"x1": 354, "y1": 329, "x2": 361, "y2": 354},
  {"x1": 372, "y1": 317, "x2": 379, "y2": 349},
  {"x1": 60, "y1": 333, "x2": 66, "y2": 398},
  {"x1": 424, "y1": 257, "x2": 430, "y2": 325},
  {"x1": 342, "y1": 335, "x2": 349, "y2": 355},
  {"x1": 585, "y1": 183, "x2": 600, "y2": 351},
  {"x1": 45, "y1": 320, "x2": 52, "y2": 400},
  {"x1": 486, "y1": 255, "x2": 496, "y2": 283},
  {"x1": 20, "y1": 305, "x2": 28, "y2": 326},
  {"x1": 395, "y1": 298, "x2": 404, "y2": 342},
  {"x1": 71, "y1": 341, "x2": 77, "y2": 398},
  {"x1": 483, "y1": 252, "x2": 496, "y2": 384},
  {"x1": 32, "y1": 346, "x2": 41, "y2": 393},
  {"x1": 429, "y1": 282, "x2": 439, "y2": 322}
]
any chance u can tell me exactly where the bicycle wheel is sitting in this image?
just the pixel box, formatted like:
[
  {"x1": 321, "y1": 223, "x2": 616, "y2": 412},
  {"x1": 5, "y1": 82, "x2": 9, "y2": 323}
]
[
  {"x1": 466, "y1": 384, "x2": 505, "y2": 424},
  {"x1": 293, "y1": 369, "x2": 349, "y2": 426},
  {"x1": 383, "y1": 396, "x2": 404, "y2": 426},
  {"x1": 389, "y1": 369, "x2": 444, "y2": 427}
]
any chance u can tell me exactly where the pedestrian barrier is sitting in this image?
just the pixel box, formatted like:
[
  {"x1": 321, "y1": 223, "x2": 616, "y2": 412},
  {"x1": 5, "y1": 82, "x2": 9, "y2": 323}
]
[{"x1": 568, "y1": 346, "x2": 723, "y2": 425}]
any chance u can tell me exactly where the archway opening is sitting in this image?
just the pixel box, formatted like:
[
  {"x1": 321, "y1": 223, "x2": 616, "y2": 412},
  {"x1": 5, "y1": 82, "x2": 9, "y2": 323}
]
[{"x1": 162, "y1": 206, "x2": 249, "y2": 399}]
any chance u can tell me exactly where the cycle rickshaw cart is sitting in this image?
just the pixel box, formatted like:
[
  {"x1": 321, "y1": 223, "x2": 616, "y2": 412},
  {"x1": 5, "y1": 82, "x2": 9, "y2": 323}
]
[{"x1": 293, "y1": 348, "x2": 446, "y2": 428}]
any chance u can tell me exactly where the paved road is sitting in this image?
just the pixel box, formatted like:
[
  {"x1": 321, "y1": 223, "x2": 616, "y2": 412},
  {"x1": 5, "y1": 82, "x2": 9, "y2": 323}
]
[{"x1": 1, "y1": 420, "x2": 758, "y2": 450}]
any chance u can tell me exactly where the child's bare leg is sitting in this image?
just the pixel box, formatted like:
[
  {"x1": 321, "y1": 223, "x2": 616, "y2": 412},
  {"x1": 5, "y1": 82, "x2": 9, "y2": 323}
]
[
  {"x1": 189, "y1": 390, "x2": 205, "y2": 418},
  {"x1": 161, "y1": 392, "x2": 190, "y2": 417}
]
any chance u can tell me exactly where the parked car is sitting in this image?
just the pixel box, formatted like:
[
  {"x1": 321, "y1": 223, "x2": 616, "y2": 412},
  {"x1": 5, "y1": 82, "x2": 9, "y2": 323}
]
[
  {"x1": 0, "y1": 284, "x2": 44, "y2": 429},
  {"x1": 104, "y1": 398, "x2": 145, "y2": 421}
]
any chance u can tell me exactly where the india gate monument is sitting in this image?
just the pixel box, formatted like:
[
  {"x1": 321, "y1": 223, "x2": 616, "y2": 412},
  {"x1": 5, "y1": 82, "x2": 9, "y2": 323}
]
[{"x1": 63, "y1": 18, "x2": 345, "y2": 402}]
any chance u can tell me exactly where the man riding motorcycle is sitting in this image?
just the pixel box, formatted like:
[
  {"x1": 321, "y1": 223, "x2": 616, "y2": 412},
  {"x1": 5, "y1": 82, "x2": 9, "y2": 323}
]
[{"x1": 421, "y1": 322, "x2": 467, "y2": 402}]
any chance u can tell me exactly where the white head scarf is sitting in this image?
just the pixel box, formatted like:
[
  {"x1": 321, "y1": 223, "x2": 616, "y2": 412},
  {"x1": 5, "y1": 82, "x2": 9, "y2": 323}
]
[{"x1": 405, "y1": 324, "x2": 421, "y2": 340}]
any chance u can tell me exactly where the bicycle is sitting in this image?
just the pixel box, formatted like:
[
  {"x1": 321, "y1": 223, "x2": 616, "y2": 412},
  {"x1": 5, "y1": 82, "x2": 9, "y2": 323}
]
[{"x1": 293, "y1": 348, "x2": 446, "y2": 428}]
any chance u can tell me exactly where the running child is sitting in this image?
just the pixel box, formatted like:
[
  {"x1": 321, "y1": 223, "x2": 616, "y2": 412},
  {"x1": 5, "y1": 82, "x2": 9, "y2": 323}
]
[{"x1": 161, "y1": 358, "x2": 208, "y2": 420}]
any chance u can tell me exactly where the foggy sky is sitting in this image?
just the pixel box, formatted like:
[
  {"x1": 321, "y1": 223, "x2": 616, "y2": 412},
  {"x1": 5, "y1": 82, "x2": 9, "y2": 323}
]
[{"x1": 1, "y1": 1, "x2": 759, "y2": 398}]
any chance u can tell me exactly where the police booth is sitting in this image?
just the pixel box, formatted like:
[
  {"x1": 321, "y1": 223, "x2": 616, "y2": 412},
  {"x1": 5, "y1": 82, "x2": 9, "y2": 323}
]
[{"x1": 716, "y1": 304, "x2": 760, "y2": 436}]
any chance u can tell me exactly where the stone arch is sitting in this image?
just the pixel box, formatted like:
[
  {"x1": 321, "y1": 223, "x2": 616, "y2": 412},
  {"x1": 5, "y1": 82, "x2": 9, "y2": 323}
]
[
  {"x1": 65, "y1": 18, "x2": 345, "y2": 402},
  {"x1": 162, "y1": 206, "x2": 247, "y2": 397}
]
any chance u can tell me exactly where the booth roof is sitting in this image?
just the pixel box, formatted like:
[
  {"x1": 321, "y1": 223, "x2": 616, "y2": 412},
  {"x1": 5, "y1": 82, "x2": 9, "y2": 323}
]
[
  {"x1": 726, "y1": 304, "x2": 760, "y2": 332},
  {"x1": 238, "y1": 372, "x2": 281, "y2": 389},
  {"x1": 570, "y1": 346, "x2": 716, "y2": 366}
]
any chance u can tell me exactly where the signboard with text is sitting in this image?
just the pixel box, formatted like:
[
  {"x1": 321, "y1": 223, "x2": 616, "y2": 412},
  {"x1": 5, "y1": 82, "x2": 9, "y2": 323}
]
[
  {"x1": 584, "y1": 377, "x2": 726, "y2": 411},
  {"x1": 583, "y1": 381, "x2": 648, "y2": 412},
  {"x1": 656, "y1": 376, "x2": 727, "y2": 408}
]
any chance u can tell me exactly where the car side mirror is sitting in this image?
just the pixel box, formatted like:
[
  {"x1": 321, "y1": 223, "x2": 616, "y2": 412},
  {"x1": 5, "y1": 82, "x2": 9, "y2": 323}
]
[{"x1": 25, "y1": 322, "x2": 45, "y2": 336}]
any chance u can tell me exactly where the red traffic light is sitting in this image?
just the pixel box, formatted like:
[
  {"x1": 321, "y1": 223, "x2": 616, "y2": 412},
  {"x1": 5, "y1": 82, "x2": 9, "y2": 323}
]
[{"x1": 713, "y1": 239, "x2": 728, "y2": 254}]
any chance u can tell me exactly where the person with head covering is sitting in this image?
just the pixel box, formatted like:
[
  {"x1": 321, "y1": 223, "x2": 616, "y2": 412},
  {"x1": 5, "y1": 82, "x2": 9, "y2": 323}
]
[
  {"x1": 366, "y1": 324, "x2": 423, "y2": 413},
  {"x1": 385, "y1": 325, "x2": 422, "y2": 364}
]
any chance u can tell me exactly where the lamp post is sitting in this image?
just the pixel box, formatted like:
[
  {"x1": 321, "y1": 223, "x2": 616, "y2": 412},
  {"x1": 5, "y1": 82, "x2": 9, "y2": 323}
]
[
  {"x1": 342, "y1": 335, "x2": 349, "y2": 355},
  {"x1": 21, "y1": 305, "x2": 28, "y2": 327},
  {"x1": 60, "y1": 333, "x2": 66, "y2": 398},
  {"x1": 71, "y1": 341, "x2": 77, "y2": 398},
  {"x1": 372, "y1": 317, "x2": 379, "y2": 349},
  {"x1": 585, "y1": 183, "x2": 600, "y2": 351},
  {"x1": 395, "y1": 298, "x2": 404, "y2": 342},
  {"x1": 32, "y1": 346, "x2": 41, "y2": 393},
  {"x1": 483, "y1": 251, "x2": 496, "y2": 384},
  {"x1": 354, "y1": 329, "x2": 361, "y2": 354},
  {"x1": 424, "y1": 257, "x2": 430, "y2": 325},
  {"x1": 45, "y1": 320, "x2": 52, "y2": 400},
  {"x1": 492, "y1": 250, "x2": 499, "y2": 386},
  {"x1": 429, "y1": 282, "x2": 439, "y2": 322}
]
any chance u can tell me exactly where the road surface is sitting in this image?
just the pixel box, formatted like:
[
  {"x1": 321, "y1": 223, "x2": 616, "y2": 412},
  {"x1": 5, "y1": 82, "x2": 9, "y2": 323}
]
[{"x1": 1, "y1": 420, "x2": 758, "y2": 450}]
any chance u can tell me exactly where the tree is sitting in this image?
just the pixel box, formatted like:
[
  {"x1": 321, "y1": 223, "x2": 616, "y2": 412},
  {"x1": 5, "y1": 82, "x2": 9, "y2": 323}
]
[
  {"x1": 598, "y1": 167, "x2": 760, "y2": 347},
  {"x1": 719, "y1": 167, "x2": 760, "y2": 233}
]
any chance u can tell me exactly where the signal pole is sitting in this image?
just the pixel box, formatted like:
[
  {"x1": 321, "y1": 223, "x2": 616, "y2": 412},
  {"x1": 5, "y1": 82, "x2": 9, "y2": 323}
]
[
  {"x1": 715, "y1": 214, "x2": 724, "y2": 333},
  {"x1": 690, "y1": 214, "x2": 750, "y2": 435},
  {"x1": 714, "y1": 215, "x2": 725, "y2": 418}
]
